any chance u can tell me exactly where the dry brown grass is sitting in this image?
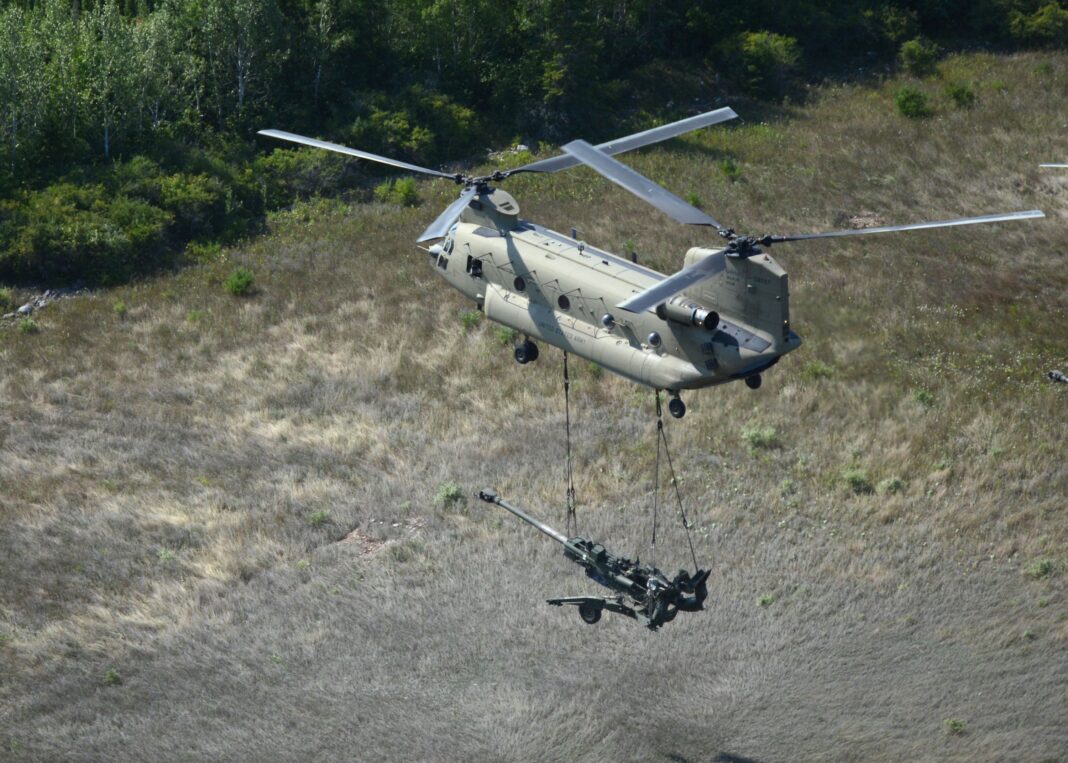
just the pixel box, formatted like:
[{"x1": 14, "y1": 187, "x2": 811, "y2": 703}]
[{"x1": 1, "y1": 53, "x2": 1066, "y2": 760}]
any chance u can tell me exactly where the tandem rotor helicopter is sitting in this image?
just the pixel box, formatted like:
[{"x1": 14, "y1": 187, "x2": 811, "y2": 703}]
[{"x1": 260, "y1": 107, "x2": 1044, "y2": 419}]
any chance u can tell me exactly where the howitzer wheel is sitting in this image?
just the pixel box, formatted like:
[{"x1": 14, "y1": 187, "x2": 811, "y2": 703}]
[{"x1": 578, "y1": 601, "x2": 602, "y2": 624}]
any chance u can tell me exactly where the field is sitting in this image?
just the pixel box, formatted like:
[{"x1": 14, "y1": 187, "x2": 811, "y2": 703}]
[{"x1": 1, "y1": 53, "x2": 1066, "y2": 761}]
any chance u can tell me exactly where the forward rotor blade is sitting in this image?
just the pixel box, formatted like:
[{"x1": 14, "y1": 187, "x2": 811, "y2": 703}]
[
  {"x1": 416, "y1": 186, "x2": 478, "y2": 242},
  {"x1": 1040, "y1": 163, "x2": 1068, "y2": 168},
  {"x1": 511, "y1": 107, "x2": 738, "y2": 175},
  {"x1": 562, "y1": 139, "x2": 723, "y2": 229},
  {"x1": 258, "y1": 129, "x2": 457, "y2": 180},
  {"x1": 767, "y1": 209, "x2": 1045, "y2": 243},
  {"x1": 617, "y1": 249, "x2": 728, "y2": 314}
]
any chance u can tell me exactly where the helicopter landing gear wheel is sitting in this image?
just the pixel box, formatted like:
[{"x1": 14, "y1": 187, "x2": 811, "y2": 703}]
[
  {"x1": 745, "y1": 373, "x2": 762, "y2": 390},
  {"x1": 668, "y1": 394, "x2": 686, "y2": 419},
  {"x1": 578, "y1": 601, "x2": 602, "y2": 624},
  {"x1": 514, "y1": 340, "x2": 539, "y2": 365}
]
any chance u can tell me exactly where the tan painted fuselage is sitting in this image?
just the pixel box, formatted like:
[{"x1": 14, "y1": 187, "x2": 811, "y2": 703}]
[{"x1": 432, "y1": 189, "x2": 801, "y2": 392}]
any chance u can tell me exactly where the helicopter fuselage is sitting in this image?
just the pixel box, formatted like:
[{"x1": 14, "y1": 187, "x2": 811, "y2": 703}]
[{"x1": 431, "y1": 188, "x2": 801, "y2": 392}]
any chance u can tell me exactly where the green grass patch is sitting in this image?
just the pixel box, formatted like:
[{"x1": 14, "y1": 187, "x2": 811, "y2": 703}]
[
  {"x1": 460, "y1": 310, "x2": 482, "y2": 332},
  {"x1": 224, "y1": 267, "x2": 255, "y2": 296},
  {"x1": 113, "y1": 300, "x2": 128, "y2": 319},
  {"x1": 945, "y1": 82, "x2": 977, "y2": 108},
  {"x1": 801, "y1": 360, "x2": 834, "y2": 380},
  {"x1": 1024, "y1": 559, "x2": 1053, "y2": 579},
  {"x1": 494, "y1": 325, "x2": 517, "y2": 346},
  {"x1": 758, "y1": 593, "x2": 777, "y2": 607},
  {"x1": 307, "y1": 510, "x2": 331, "y2": 528},
  {"x1": 742, "y1": 425, "x2": 779, "y2": 449},
  {"x1": 103, "y1": 668, "x2": 122, "y2": 687},
  {"x1": 943, "y1": 718, "x2": 966, "y2": 736},
  {"x1": 17, "y1": 318, "x2": 38, "y2": 334},
  {"x1": 877, "y1": 477, "x2": 905, "y2": 495},
  {"x1": 435, "y1": 481, "x2": 466, "y2": 511},
  {"x1": 843, "y1": 466, "x2": 874, "y2": 495}
]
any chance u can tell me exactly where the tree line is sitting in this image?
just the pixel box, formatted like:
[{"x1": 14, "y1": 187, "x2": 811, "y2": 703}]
[{"x1": 0, "y1": 0, "x2": 1064, "y2": 283}]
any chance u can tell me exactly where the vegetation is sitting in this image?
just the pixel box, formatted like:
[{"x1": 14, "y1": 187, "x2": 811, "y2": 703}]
[
  {"x1": 896, "y1": 86, "x2": 933, "y2": 118},
  {"x1": 0, "y1": 0, "x2": 1065, "y2": 286},
  {"x1": 224, "y1": 267, "x2": 255, "y2": 296}
]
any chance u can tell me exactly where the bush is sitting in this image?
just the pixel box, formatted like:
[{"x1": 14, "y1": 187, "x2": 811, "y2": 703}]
[
  {"x1": 899, "y1": 37, "x2": 940, "y2": 76},
  {"x1": 0, "y1": 183, "x2": 171, "y2": 283},
  {"x1": 103, "y1": 668, "x2": 122, "y2": 686},
  {"x1": 159, "y1": 173, "x2": 227, "y2": 239},
  {"x1": 737, "y1": 31, "x2": 800, "y2": 98},
  {"x1": 460, "y1": 310, "x2": 481, "y2": 331},
  {"x1": 945, "y1": 82, "x2": 976, "y2": 109},
  {"x1": 1010, "y1": 3, "x2": 1068, "y2": 47},
  {"x1": 742, "y1": 425, "x2": 779, "y2": 449},
  {"x1": 801, "y1": 360, "x2": 834, "y2": 380},
  {"x1": 0, "y1": 287, "x2": 13, "y2": 311},
  {"x1": 435, "y1": 481, "x2": 466, "y2": 511},
  {"x1": 113, "y1": 300, "x2": 128, "y2": 319},
  {"x1": 1025, "y1": 559, "x2": 1053, "y2": 579},
  {"x1": 943, "y1": 718, "x2": 966, "y2": 736},
  {"x1": 253, "y1": 148, "x2": 357, "y2": 210},
  {"x1": 224, "y1": 267, "x2": 255, "y2": 296},
  {"x1": 843, "y1": 467, "x2": 874, "y2": 495},
  {"x1": 718, "y1": 158, "x2": 742, "y2": 182},
  {"x1": 307, "y1": 510, "x2": 331, "y2": 528},
  {"x1": 374, "y1": 177, "x2": 420, "y2": 207},
  {"x1": 17, "y1": 317, "x2": 38, "y2": 334},
  {"x1": 895, "y1": 87, "x2": 932, "y2": 119},
  {"x1": 877, "y1": 477, "x2": 905, "y2": 495}
]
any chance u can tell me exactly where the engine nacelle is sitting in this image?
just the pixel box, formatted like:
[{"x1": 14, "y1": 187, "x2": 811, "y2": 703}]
[{"x1": 656, "y1": 296, "x2": 719, "y2": 331}]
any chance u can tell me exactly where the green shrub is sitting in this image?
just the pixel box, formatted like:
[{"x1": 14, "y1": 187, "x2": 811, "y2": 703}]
[
  {"x1": 17, "y1": 317, "x2": 38, "y2": 334},
  {"x1": 1025, "y1": 559, "x2": 1053, "y2": 579},
  {"x1": 899, "y1": 37, "x2": 940, "y2": 76},
  {"x1": 758, "y1": 593, "x2": 776, "y2": 607},
  {"x1": 253, "y1": 148, "x2": 356, "y2": 210},
  {"x1": 307, "y1": 510, "x2": 331, "y2": 528},
  {"x1": 943, "y1": 718, "x2": 966, "y2": 736},
  {"x1": 718, "y1": 158, "x2": 742, "y2": 182},
  {"x1": 737, "y1": 31, "x2": 800, "y2": 98},
  {"x1": 0, "y1": 287, "x2": 13, "y2": 311},
  {"x1": 742, "y1": 425, "x2": 779, "y2": 449},
  {"x1": 113, "y1": 300, "x2": 128, "y2": 319},
  {"x1": 913, "y1": 389, "x2": 936, "y2": 407},
  {"x1": 801, "y1": 360, "x2": 834, "y2": 380},
  {"x1": 684, "y1": 191, "x2": 704, "y2": 208},
  {"x1": 104, "y1": 668, "x2": 122, "y2": 686},
  {"x1": 494, "y1": 326, "x2": 518, "y2": 346},
  {"x1": 0, "y1": 183, "x2": 171, "y2": 283},
  {"x1": 895, "y1": 87, "x2": 932, "y2": 119},
  {"x1": 224, "y1": 267, "x2": 255, "y2": 296},
  {"x1": 877, "y1": 477, "x2": 905, "y2": 495},
  {"x1": 843, "y1": 467, "x2": 874, "y2": 495},
  {"x1": 1010, "y1": 3, "x2": 1068, "y2": 47},
  {"x1": 460, "y1": 310, "x2": 482, "y2": 331},
  {"x1": 159, "y1": 173, "x2": 227, "y2": 239},
  {"x1": 945, "y1": 82, "x2": 976, "y2": 109},
  {"x1": 374, "y1": 177, "x2": 420, "y2": 207},
  {"x1": 435, "y1": 481, "x2": 466, "y2": 511}
]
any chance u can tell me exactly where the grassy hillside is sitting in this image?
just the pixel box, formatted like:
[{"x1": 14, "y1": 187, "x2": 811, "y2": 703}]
[{"x1": 1, "y1": 53, "x2": 1066, "y2": 760}]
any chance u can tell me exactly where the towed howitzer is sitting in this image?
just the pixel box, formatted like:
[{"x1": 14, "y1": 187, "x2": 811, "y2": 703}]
[{"x1": 478, "y1": 488, "x2": 709, "y2": 630}]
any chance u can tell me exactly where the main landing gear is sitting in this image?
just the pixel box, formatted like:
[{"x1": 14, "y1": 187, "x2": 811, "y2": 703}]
[
  {"x1": 667, "y1": 391, "x2": 686, "y2": 419},
  {"x1": 514, "y1": 338, "x2": 539, "y2": 364},
  {"x1": 744, "y1": 373, "x2": 762, "y2": 390}
]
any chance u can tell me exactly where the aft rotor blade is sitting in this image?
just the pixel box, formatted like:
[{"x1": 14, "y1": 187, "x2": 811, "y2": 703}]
[
  {"x1": 511, "y1": 107, "x2": 738, "y2": 175},
  {"x1": 258, "y1": 129, "x2": 457, "y2": 180},
  {"x1": 1040, "y1": 163, "x2": 1068, "y2": 168},
  {"x1": 766, "y1": 209, "x2": 1045, "y2": 244},
  {"x1": 617, "y1": 249, "x2": 728, "y2": 314},
  {"x1": 562, "y1": 139, "x2": 723, "y2": 229},
  {"x1": 416, "y1": 186, "x2": 479, "y2": 242}
]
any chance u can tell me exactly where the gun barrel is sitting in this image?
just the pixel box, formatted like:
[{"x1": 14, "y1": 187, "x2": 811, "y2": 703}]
[{"x1": 477, "y1": 488, "x2": 569, "y2": 545}]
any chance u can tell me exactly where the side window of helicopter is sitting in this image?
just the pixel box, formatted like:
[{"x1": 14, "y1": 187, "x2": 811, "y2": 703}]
[
  {"x1": 466, "y1": 255, "x2": 483, "y2": 278},
  {"x1": 443, "y1": 238, "x2": 454, "y2": 254}
]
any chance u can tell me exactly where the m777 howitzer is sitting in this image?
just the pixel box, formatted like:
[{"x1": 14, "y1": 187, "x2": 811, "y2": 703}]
[{"x1": 478, "y1": 488, "x2": 709, "y2": 630}]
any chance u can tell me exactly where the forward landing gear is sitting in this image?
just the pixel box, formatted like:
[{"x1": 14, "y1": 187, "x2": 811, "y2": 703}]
[
  {"x1": 668, "y1": 392, "x2": 686, "y2": 419},
  {"x1": 514, "y1": 339, "x2": 539, "y2": 364},
  {"x1": 745, "y1": 373, "x2": 762, "y2": 390}
]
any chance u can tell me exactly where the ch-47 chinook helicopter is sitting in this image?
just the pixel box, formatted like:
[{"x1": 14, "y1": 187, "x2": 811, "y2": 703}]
[{"x1": 260, "y1": 109, "x2": 1043, "y2": 418}]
